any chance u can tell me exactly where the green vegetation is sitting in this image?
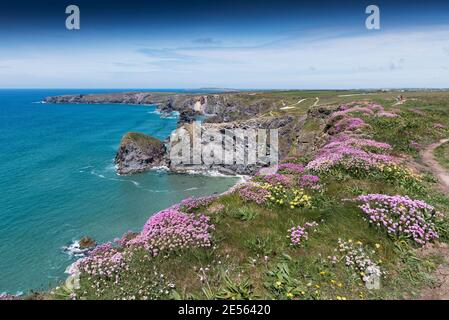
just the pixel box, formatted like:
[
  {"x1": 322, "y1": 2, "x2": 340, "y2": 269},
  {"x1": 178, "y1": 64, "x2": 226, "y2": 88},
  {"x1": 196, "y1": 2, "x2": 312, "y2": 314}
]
[
  {"x1": 121, "y1": 132, "x2": 163, "y2": 148},
  {"x1": 47, "y1": 90, "x2": 449, "y2": 300},
  {"x1": 435, "y1": 142, "x2": 449, "y2": 171}
]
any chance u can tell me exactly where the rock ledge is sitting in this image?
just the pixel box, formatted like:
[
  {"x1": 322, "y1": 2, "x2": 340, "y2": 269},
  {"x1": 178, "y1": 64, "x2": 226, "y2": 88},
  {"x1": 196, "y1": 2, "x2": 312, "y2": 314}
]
[{"x1": 115, "y1": 132, "x2": 166, "y2": 175}]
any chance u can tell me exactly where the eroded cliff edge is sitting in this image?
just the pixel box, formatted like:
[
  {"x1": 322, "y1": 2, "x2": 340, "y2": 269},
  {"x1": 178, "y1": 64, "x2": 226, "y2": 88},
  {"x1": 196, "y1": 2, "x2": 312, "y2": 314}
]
[
  {"x1": 46, "y1": 92, "x2": 331, "y2": 175},
  {"x1": 115, "y1": 132, "x2": 166, "y2": 175}
]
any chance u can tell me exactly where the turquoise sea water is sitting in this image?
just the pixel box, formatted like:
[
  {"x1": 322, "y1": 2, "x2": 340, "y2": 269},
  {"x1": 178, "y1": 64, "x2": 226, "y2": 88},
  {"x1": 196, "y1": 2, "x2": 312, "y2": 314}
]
[{"x1": 0, "y1": 89, "x2": 239, "y2": 294}]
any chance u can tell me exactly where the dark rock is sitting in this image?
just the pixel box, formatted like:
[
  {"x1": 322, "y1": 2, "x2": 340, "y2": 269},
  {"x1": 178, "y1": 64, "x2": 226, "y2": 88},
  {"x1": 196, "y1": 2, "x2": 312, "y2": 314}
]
[
  {"x1": 78, "y1": 236, "x2": 97, "y2": 249},
  {"x1": 178, "y1": 109, "x2": 200, "y2": 126},
  {"x1": 115, "y1": 132, "x2": 166, "y2": 175}
]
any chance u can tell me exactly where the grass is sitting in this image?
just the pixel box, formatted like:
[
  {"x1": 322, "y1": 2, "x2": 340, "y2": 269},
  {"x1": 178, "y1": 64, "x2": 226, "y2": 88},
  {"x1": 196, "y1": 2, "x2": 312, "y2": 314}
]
[
  {"x1": 45, "y1": 90, "x2": 449, "y2": 300},
  {"x1": 435, "y1": 141, "x2": 449, "y2": 171},
  {"x1": 57, "y1": 168, "x2": 448, "y2": 300}
]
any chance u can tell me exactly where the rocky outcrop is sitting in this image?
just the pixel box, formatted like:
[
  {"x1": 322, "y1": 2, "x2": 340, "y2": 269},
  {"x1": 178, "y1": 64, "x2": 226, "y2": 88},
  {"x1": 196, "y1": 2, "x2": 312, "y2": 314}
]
[
  {"x1": 78, "y1": 236, "x2": 97, "y2": 249},
  {"x1": 115, "y1": 132, "x2": 167, "y2": 175},
  {"x1": 44, "y1": 92, "x2": 278, "y2": 125},
  {"x1": 168, "y1": 116, "x2": 299, "y2": 175},
  {"x1": 47, "y1": 91, "x2": 331, "y2": 175},
  {"x1": 178, "y1": 109, "x2": 202, "y2": 126}
]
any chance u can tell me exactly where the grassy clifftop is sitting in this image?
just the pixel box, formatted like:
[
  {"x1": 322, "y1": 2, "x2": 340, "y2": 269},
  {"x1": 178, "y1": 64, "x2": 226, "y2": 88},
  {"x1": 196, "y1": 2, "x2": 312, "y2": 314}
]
[
  {"x1": 47, "y1": 91, "x2": 449, "y2": 300},
  {"x1": 120, "y1": 132, "x2": 164, "y2": 151}
]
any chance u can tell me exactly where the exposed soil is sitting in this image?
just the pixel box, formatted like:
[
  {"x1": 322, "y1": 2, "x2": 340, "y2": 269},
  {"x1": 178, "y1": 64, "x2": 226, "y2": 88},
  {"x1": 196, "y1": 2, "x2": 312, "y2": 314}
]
[
  {"x1": 421, "y1": 138, "x2": 449, "y2": 194},
  {"x1": 418, "y1": 242, "x2": 449, "y2": 300},
  {"x1": 418, "y1": 139, "x2": 449, "y2": 300}
]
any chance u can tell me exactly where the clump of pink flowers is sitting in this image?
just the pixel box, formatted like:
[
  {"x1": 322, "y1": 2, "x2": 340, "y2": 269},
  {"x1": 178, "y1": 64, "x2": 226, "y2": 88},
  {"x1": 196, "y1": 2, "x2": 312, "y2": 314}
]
[
  {"x1": 261, "y1": 173, "x2": 292, "y2": 186},
  {"x1": 329, "y1": 106, "x2": 375, "y2": 123},
  {"x1": 329, "y1": 103, "x2": 397, "y2": 132},
  {"x1": 333, "y1": 117, "x2": 370, "y2": 134},
  {"x1": 306, "y1": 134, "x2": 394, "y2": 172},
  {"x1": 179, "y1": 195, "x2": 218, "y2": 213},
  {"x1": 238, "y1": 184, "x2": 270, "y2": 205},
  {"x1": 298, "y1": 175, "x2": 320, "y2": 188},
  {"x1": 278, "y1": 163, "x2": 305, "y2": 175},
  {"x1": 75, "y1": 242, "x2": 127, "y2": 278},
  {"x1": 125, "y1": 208, "x2": 214, "y2": 255},
  {"x1": 288, "y1": 221, "x2": 319, "y2": 246},
  {"x1": 353, "y1": 194, "x2": 440, "y2": 245}
]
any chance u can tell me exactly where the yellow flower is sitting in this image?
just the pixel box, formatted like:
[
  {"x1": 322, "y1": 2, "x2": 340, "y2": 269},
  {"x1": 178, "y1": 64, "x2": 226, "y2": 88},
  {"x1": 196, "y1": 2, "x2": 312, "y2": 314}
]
[
  {"x1": 375, "y1": 243, "x2": 381, "y2": 249},
  {"x1": 319, "y1": 271, "x2": 326, "y2": 275},
  {"x1": 286, "y1": 292, "x2": 294, "y2": 298}
]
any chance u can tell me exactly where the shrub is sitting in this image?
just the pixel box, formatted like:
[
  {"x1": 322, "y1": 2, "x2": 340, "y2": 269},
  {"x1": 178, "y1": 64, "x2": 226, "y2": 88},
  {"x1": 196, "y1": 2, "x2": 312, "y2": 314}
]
[
  {"x1": 125, "y1": 209, "x2": 214, "y2": 255},
  {"x1": 306, "y1": 135, "x2": 395, "y2": 173},
  {"x1": 238, "y1": 184, "x2": 271, "y2": 205},
  {"x1": 288, "y1": 222, "x2": 319, "y2": 246},
  {"x1": 352, "y1": 194, "x2": 440, "y2": 245},
  {"x1": 277, "y1": 163, "x2": 305, "y2": 175}
]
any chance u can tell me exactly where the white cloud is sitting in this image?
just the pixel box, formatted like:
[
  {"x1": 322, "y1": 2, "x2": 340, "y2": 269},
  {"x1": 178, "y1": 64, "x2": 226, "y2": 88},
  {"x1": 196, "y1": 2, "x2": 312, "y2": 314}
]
[{"x1": 1, "y1": 26, "x2": 449, "y2": 88}]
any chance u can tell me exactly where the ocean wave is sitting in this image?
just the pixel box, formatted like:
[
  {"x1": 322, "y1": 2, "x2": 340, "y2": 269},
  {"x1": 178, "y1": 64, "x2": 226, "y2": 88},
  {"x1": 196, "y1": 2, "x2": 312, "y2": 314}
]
[
  {"x1": 65, "y1": 261, "x2": 80, "y2": 275},
  {"x1": 61, "y1": 240, "x2": 90, "y2": 258},
  {"x1": 150, "y1": 165, "x2": 170, "y2": 172},
  {"x1": 89, "y1": 168, "x2": 143, "y2": 188},
  {"x1": 183, "y1": 169, "x2": 243, "y2": 179},
  {"x1": 143, "y1": 188, "x2": 171, "y2": 193}
]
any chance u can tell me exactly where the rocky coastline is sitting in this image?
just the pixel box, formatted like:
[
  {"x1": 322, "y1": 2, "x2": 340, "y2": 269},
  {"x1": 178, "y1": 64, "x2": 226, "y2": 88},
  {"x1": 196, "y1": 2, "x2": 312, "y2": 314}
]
[{"x1": 46, "y1": 91, "x2": 326, "y2": 176}]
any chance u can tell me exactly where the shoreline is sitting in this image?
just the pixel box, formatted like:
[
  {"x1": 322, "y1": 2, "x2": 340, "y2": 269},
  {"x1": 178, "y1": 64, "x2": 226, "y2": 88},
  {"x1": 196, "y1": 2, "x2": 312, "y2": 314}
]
[
  {"x1": 60, "y1": 169, "x2": 249, "y2": 294},
  {"x1": 54, "y1": 98, "x2": 251, "y2": 296}
]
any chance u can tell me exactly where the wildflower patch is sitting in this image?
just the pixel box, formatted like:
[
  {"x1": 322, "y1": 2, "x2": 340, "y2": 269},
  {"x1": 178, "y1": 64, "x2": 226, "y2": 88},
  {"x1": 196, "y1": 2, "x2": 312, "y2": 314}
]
[{"x1": 353, "y1": 194, "x2": 440, "y2": 245}]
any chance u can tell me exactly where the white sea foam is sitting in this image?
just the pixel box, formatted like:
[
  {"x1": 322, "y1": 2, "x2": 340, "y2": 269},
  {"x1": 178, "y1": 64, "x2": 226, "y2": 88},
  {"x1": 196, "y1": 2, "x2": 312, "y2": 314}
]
[
  {"x1": 183, "y1": 169, "x2": 244, "y2": 179},
  {"x1": 143, "y1": 188, "x2": 171, "y2": 193},
  {"x1": 61, "y1": 240, "x2": 89, "y2": 258},
  {"x1": 64, "y1": 261, "x2": 80, "y2": 275},
  {"x1": 150, "y1": 165, "x2": 170, "y2": 172}
]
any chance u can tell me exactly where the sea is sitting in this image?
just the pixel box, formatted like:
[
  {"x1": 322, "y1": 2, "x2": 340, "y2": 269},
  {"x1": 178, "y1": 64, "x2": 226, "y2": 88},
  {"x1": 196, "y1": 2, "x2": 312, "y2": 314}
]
[{"x1": 0, "y1": 89, "x2": 239, "y2": 295}]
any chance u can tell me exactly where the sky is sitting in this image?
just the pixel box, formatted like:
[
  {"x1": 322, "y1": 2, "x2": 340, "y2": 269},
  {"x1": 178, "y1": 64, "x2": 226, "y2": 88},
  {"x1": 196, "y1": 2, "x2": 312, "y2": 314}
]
[{"x1": 0, "y1": 0, "x2": 449, "y2": 89}]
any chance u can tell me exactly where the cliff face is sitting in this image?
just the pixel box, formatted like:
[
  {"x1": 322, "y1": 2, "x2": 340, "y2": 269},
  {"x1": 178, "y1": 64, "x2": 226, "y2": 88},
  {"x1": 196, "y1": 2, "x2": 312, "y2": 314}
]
[
  {"x1": 46, "y1": 91, "x2": 329, "y2": 175},
  {"x1": 115, "y1": 132, "x2": 167, "y2": 175},
  {"x1": 44, "y1": 92, "x2": 277, "y2": 124}
]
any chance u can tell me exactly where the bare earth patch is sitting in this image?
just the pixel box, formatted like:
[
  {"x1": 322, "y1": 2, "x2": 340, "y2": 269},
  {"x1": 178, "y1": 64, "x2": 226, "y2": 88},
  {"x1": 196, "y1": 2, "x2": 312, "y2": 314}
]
[
  {"x1": 417, "y1": 138, "x2": 449, "y2": 299},
  {"x1": 421, "y1": 138, "x2": 449, "y2": 195},
  {"x1": 418, "y1": 242, "x2": 449, "y2": 300}
]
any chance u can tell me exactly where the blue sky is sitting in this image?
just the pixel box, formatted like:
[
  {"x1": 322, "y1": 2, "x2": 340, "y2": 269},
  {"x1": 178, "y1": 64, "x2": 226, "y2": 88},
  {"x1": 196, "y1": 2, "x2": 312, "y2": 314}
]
[{"x1": 1, "y1": 0, "x2": 449, "y2": 89}]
